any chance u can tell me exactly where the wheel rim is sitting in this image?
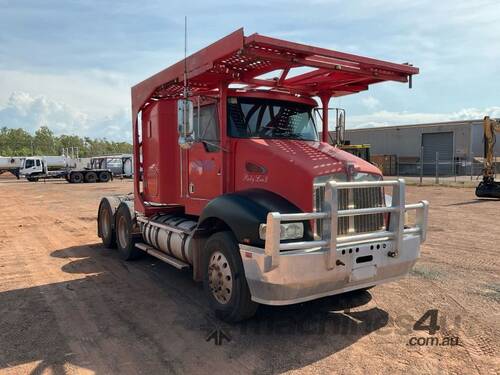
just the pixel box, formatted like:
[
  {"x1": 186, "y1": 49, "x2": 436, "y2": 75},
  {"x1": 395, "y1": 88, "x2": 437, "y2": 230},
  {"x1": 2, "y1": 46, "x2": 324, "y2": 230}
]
[
  {"x1": 100, "y1": 207, "x2": 110, "y2": 239},
  {"x1": 117, "y1": 215, "x2": 128, "y2": 249},
  {"x1": 208, "y1": 251, "x2": 233, "y2": 305}
]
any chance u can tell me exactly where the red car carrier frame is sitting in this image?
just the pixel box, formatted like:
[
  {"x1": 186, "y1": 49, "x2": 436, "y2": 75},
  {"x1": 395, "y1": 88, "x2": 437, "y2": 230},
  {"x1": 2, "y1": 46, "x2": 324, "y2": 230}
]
[{"x1": 98, "y1": 28, "x2": 428, "y2": 321}]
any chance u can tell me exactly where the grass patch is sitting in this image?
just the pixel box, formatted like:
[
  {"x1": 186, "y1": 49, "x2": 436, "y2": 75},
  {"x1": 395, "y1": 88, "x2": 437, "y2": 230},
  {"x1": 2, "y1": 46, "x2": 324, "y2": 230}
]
[
  {"x1": 410, "y1": 265, "x2": 441, "y2": 280},
  {"x1": 479, "y1": 283, "x2": 500, "y2": 302}
]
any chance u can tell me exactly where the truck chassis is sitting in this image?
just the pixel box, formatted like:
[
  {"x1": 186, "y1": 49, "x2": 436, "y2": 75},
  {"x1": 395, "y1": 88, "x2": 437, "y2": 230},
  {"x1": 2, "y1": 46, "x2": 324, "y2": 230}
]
[{"x1": 27, "y1": 168, "x2": 112, "y2": 183}]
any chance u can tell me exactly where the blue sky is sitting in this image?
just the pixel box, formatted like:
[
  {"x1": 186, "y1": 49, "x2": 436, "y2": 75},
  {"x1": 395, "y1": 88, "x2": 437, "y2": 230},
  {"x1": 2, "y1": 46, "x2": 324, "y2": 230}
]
[{"x1": 0, "y1": 0, "x2": 499, "y2": 141}]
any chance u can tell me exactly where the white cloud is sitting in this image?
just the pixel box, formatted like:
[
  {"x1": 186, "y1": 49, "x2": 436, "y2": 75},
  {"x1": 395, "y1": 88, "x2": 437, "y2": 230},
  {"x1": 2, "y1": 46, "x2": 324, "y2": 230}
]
[
  {"x1": 361, "y1": 96, "x2": 380, "y2": 110},
  {"x1": 346, "y1": 106, "x2": 500, "y2": 129},
  {"x1": 0, "y1": 92, "x2": 130, "y2": 141},
  {"x1": 0, "y1": 69, "x2": 131, "y2": 118}
]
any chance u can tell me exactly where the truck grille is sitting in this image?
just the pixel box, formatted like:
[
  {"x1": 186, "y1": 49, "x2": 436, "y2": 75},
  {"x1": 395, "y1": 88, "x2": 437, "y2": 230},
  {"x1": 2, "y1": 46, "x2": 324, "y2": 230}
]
[{"x1": 313, "y1": 186, "x2": 385, "y2": 236}]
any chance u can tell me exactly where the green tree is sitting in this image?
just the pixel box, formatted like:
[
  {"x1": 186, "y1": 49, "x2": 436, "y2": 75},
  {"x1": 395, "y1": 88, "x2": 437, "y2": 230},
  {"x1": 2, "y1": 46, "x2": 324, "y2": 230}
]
[
  {"x1": 0, "y1": 126, "x2": 132, "y2": 158},
  {"x1": 0, "y1": 127, "x2": 33, "y2": 156},
  {"x1": 34, "y1": 126, "x2": 56, "y2": 155}
]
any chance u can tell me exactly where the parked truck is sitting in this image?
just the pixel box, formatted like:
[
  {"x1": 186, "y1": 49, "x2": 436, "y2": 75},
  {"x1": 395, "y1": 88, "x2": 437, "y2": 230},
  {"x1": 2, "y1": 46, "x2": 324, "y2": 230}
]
[
  {"x1": 97, "y1": 29, "x2": 429, "y2": 322},
  {"x1": 0, "y1": 156, "x2": 25, "y2": 179},
  {"x1": 90, "y1": 154, "x2": 133, "y2": 178},
  {"x1": 20, "y1": 155, "x2": 112, "y2": 183}
]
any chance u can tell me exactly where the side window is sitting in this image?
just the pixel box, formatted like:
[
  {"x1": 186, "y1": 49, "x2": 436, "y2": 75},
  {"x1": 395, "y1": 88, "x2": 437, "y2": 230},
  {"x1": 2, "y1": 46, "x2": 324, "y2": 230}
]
[
  {"x1": 194, "y1": 104, "x2": 219, "y2": 152},
  {"x1": 36, "y1": 159, "x2": 40, "y2": 167}
]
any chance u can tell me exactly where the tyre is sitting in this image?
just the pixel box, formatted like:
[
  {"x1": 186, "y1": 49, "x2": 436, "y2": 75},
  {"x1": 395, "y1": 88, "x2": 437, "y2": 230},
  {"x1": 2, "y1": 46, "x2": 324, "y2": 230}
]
[
  {"x1": 115, "y1": 203, "x2": 142, "y2": 260},
  {"x1": 98, "y1": 199, "x2": 116, "y2": 248},
  {"x1": 98, "y1": 171, "x2": 111, "y2": 183},
  {"x1": 203, "y1": 231, "x2": 258, "y2": 322},
  {"x1": 27, "y1": 177, "x2": 39, "y2": 182},
  {"x1": 85, "y1": 171, "x2": 97, "y2": 183},
  {"x1": 70, "y1": 172, "x2": 84, "y2": 183}
]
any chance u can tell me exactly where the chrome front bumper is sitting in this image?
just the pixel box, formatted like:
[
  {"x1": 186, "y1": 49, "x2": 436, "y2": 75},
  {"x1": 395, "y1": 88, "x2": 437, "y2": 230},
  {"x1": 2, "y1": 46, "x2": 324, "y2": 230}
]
[{"x1": 239, "y1": 179, "x2": 429, "y2": 305}]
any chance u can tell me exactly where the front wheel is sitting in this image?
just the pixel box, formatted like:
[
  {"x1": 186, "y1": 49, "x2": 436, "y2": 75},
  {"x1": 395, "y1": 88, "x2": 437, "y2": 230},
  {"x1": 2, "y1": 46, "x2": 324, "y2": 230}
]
[{"x1": 203, "y1": 231, "x2": 258, "y2": 322}]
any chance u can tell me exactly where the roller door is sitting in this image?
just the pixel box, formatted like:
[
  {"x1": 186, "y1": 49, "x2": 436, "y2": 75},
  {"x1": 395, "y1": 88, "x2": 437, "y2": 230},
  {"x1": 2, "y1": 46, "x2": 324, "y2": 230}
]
[{"x1": 422, "y1": 132, "x2": 454, "y2": 175}]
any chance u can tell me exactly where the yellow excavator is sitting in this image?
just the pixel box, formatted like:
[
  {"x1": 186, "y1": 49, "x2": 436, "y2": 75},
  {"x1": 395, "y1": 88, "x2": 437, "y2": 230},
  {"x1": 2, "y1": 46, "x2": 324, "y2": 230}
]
[{"x1": 475, "y1": 116, "x2": 500, "y2": 198}]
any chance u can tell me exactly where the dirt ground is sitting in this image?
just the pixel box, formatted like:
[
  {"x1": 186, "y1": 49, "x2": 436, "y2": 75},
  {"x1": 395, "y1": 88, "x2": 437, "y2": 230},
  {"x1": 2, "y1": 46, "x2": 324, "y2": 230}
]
[{"x1": 0, "y1": 176, "x2": 498, "y2": 375}]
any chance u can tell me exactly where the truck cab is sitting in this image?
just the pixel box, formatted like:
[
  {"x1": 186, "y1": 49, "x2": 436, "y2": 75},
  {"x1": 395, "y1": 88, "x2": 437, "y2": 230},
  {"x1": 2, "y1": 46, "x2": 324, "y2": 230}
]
[
  {"x1": 20, "y1": 157, "x2": 45, "y2": 180},
  {"x1": 97, "y1": 29, "x2": 428, "y2": 322}
]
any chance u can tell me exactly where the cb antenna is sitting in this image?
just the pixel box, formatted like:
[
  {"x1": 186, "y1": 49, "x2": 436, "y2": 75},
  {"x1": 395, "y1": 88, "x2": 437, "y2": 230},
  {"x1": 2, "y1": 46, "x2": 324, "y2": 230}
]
[{"x1": 183, "y1": 16, "x2": 188, "y2": 100}]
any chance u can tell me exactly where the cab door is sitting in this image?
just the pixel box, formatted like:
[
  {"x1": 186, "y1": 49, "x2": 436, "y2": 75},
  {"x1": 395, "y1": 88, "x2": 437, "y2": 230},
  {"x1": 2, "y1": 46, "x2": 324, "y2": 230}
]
[
  {"x1": 187, "y1": 102, "x2": 222, "y2": 200},
  {"x1": 23, "y1": 158, "x2": 41, "y2": 175}
]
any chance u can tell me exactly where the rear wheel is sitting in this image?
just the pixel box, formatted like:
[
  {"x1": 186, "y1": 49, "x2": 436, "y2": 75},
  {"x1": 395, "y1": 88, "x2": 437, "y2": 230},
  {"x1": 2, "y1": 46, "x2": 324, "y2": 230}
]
[
  {"x1": 85, "y1": 171, "x2": 97, "y2": 183},
  {"x1": 115, "y1": 203, "x2": 142, "y2": 260},
  {"x1": 70, "y1": 172, "x2": 83, "y2": 183},
  {"x1": 203, "y1": 231, "x2": 258, "y2": 322},
  {"x1": 98, "y1": 171, "x2": 111, "y2": 183},
  {"x1": 98, "y1": 199, "x2": 116, "y2": 248}
]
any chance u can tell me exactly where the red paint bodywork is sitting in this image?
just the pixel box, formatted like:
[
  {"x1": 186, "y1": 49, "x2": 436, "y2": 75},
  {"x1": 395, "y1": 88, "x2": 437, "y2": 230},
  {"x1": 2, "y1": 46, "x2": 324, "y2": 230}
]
[
  {"x1": 132, "y1": 29, "x2": 419, "y2": 217},
  {"x1": 233, "y1": 138, "x2": 379, "y2": 213}
]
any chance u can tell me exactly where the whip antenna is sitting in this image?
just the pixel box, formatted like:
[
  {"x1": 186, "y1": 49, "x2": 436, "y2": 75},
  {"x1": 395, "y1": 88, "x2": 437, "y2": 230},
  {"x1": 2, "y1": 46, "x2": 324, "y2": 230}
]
[{"x1": 183, "y1": 16, "x2": 188, "y2": 100}]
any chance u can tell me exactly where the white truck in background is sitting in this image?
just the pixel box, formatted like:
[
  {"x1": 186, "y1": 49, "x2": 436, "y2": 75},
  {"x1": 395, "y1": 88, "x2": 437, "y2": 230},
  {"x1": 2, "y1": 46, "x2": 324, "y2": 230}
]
[
  {"x1": 0, "y1": 157, "x2": 25, "y2": 179},
  {"x1": 90, "y1": 154, "x2": 133, "y2": 178},
  {"x1": 20, "y1": 155, "x2": 113, "y2": 183}
]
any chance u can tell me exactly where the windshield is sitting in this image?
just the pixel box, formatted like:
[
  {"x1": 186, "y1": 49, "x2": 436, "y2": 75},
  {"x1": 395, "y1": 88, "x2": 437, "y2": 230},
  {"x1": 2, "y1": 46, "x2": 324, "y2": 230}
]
[
  {"x1": 24, "y1": 159, "x2": 34, "y2": 168},
  {"x1": 228, "y1": 97, "x2": 318, "y2": 141}
]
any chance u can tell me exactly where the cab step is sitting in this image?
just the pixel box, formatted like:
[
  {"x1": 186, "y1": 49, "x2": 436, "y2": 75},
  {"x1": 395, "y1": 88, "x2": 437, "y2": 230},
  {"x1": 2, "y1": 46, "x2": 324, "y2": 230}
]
[{"x1": 135, "y1": 242, "x2": 190, "y2": 269}]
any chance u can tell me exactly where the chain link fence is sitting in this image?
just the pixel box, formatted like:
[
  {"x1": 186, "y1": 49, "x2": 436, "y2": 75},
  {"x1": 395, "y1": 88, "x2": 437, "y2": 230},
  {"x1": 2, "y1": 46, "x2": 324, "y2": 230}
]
[{"x1": 373, "y1": 149, "x2": 498, "y2": 185}]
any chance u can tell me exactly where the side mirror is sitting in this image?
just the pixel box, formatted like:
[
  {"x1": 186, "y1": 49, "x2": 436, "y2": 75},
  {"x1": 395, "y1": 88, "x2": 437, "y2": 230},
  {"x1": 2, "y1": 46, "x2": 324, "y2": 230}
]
[
  {"x1": 177, "y1": 99, "x2": 195, "y2": 149},
  {"x1": 338, "y1": 111, "x2": 345, "y2": 129}
]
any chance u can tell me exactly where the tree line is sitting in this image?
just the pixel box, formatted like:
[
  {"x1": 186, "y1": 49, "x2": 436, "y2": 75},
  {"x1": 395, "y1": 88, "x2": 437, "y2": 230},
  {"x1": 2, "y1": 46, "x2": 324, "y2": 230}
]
[{"x1": 0, "y1": 126, "x2": 132, "y2": 157}]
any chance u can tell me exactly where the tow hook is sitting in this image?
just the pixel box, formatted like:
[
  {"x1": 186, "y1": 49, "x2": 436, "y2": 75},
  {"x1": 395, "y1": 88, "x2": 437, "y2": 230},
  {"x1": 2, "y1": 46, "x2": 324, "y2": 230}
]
[{"x1": 336, "y1": 259, "x2": 345, "y2": 266}]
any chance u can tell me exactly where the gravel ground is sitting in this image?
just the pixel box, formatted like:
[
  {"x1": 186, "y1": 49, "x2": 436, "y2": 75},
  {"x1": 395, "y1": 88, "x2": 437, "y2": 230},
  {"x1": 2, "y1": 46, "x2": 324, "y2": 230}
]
[{"x1": 0, "y1": 177, "x2": 498, "y2": 374}]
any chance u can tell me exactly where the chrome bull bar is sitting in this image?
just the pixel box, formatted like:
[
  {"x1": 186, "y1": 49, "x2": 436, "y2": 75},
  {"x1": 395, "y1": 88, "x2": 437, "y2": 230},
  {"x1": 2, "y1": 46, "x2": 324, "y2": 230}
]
[{"x1": 264, "y1": 179, "x2": 429, "y2": 271}]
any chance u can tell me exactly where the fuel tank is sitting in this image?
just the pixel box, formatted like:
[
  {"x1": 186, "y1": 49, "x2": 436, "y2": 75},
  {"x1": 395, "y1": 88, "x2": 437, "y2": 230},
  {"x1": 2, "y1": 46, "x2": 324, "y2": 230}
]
[{"x1": 141, "y1": 214, "x2": 197, "y2": 264}]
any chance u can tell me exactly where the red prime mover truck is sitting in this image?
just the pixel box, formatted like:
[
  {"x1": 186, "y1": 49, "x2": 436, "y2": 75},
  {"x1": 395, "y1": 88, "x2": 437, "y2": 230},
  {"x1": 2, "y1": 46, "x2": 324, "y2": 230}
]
[{"x1": 97, "y1": 29, "x2": 429, "y2": 322}]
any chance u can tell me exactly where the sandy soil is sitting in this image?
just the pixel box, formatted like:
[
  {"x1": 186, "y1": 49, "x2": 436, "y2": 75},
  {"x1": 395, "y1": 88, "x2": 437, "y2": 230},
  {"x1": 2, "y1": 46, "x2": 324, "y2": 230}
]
[{"x1": 0, "y1": 176, "x2": 498, "y2": 375}]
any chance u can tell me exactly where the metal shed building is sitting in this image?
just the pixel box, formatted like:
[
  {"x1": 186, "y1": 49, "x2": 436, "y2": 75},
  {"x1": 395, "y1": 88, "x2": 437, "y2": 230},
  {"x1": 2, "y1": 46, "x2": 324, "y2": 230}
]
[{"x1": 337, "y1": 119, "x2": 500, "y2": 176}]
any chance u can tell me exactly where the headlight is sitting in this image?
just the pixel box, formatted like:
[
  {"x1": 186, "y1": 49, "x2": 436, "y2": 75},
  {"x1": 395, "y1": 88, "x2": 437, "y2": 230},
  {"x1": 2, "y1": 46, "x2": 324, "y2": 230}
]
[{"x1": 259, "y1": 222, "x2": 304, "y2": 240}]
